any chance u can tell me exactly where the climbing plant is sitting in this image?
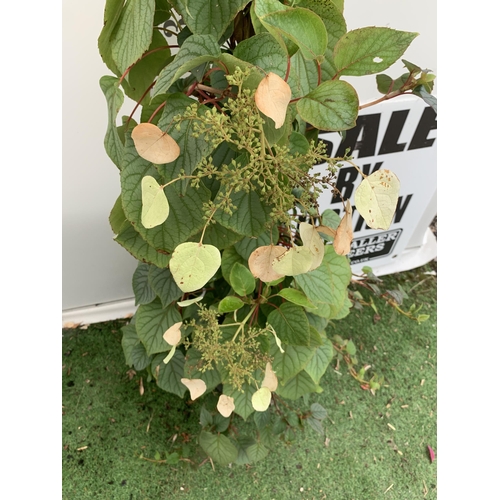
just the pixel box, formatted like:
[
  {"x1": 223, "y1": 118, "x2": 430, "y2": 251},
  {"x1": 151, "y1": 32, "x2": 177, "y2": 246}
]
[{"x1": 99, "y1": 0, "x2": 435, "y2": 466}]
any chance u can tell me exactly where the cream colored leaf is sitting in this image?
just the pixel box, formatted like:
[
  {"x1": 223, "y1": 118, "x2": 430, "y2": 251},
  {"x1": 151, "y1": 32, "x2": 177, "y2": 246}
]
[
  {"x1": 251, "y1": 387, "x2": 272, "y2": 412},
  {"x1": 180, "y1": 378, "x2": 207, "y2": 400},
  {"x1": 217, "y1": 394, "x2": 235, "y2": 418},
  {"x1": 131, "y1": 122, "x2": 180, "y2": 164},
  {"x1": 354, "y1": 169, "x2": 400, "y2": 230},
  {"x1": 268, "y1": 324, "x2": 284, "y2": 354},
  {"x1": 255, "y1": 72, "x2": 292, "y2": 128},
  {"x1": 141, "y1": 175, "x2": 170, "y2": 229},
  {"x1": 248, "y1": 245, "x2": 287, "y2": 282},
  {"x1": 272, "y1": 246, "x2": 313, "y2": 276},
  {"x1": 261, "y1": 362, "x2": 278, "y2": 392},
  {"x1": 163, "y1": 321, "x2": 182, "y2": 346},
  {"x1": 299, "y1": 223, "x2": 324, "y2": 271},
  {"x1": 334, "y1": 200, "x2": 353, "y2": 256},
  {"x1": 177, "y1": 292, "x2": 205, "y2": 307}
]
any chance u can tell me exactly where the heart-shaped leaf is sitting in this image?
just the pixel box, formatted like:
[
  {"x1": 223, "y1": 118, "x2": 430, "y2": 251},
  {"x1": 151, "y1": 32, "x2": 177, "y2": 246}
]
[
  {"x1": 141, "y1": 176, "x2": 170, "y2": 229},
  {"x1": 299, "y1": 222, "x2": 324, "y2": 270},
  {"x1": 248, "y1": 245, "x2": 287, "y2": 282},
  {"x1": 217, "y1": 394, "x2": 235, "y2": 418},
  {"x1": 261, "y1": 362, "x2": 278, "y2": 392},
  {"x1": 251, "y1": 387, "x2": 272, "y2": 412},
  {"x1": 180, "y1": 378, "x2": 207, "y2": 400},
  {"x1": 272, "y1": 246, "x2": 313, "y2": 276},
  {"x1": 354, "y1": 169, "x2": 400, "y2": 230},
  {"x1": 334, "y1": 200, "x2": 353, "y2": 256},
  {"x1": 163, "y1": 321, "x2": 182, "y2": 346},
  {"x1": 170, "y1": 242, "x2": 221, "y2": 293},
  {"x1": 255, "y1": 72, "x2": 292, "y2": 129},
  {"x1": 131, "y1": 122, "x2": 180, "y2": 164}
]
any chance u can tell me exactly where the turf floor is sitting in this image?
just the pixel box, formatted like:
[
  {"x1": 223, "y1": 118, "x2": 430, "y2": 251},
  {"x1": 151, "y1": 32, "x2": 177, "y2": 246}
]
[{"x1": 62, "y1": 263, "x2": 437, "y2": 500}]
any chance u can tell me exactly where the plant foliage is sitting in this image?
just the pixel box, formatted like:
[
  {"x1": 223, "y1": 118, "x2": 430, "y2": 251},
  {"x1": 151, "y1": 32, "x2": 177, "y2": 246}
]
[{"x1": 98, "y1": 0, "x2": 436, "y2": 466}]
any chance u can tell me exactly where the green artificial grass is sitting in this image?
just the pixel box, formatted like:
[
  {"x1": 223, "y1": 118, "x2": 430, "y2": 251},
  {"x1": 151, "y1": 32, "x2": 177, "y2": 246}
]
[{"x1": 62, "y1": 263, "x2": 437, "y2": 500}]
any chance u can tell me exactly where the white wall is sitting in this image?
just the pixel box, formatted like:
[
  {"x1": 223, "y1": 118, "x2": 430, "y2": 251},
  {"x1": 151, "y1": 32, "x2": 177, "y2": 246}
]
[{"x1": 62, "y1": 0, "x2": 437, "y2": 322}]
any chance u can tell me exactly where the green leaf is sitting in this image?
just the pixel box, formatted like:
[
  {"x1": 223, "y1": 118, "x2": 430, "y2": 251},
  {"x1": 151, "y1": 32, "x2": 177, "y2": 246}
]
[
  {"x1": 271, "y1": 343, "x2": 315, "y2": 384},
  {"x1": 272, "y1": 246, "x2": 314, "y2": 276},
  {"x1": 148, "y1": 266, "x2": 183, "y2": 307},
  {"x1": 277, "y1": 288, "x2": 316, "y2": 309},
  {"x1": 224, "y1": 383, "x2": 257, "y2": 420},
  {"x1": 254, "y1": 0, "x2": 328, "y2": 61},
  {"x1": 232, "y1": 32, "x2": 288, "y2": 78},
  {"x1": 109, "y1": 0, "x2": 156, "y2": 73},
  {"x1": 121, "y1": 323, "x2": 140, "y2": 367},
  {"x1": 288, "y1": 49, "x2": 319, "y2": 99},
  {"x1": 354, "y1": 169, "x2": 400, "y2": 230},
  {"x1": 321, "y1": 208, "x2": 341, "y2": 230},
  {"x1": 152, "y1": 350, "x2": 187, "y2": 398},
  {"x1": 310, "y1": 402, "x2": 328, "y2": 420},
  {"x1": 295, "y1": 0, "x2": 346, "y2": 80},
  {"x1": 152, "y1": 34, "x2": 221, "y2": 96},
  {"x1": 246, "y1": 442, "x2": 270, "y2": 462},
  {"x1": 296, "y1": 80, "x2": 359, "y2": 131},
  {"x1": 132, "y1": 263, "x2": 156, "y2": 305},
  {"x1": 305, "y1": 339, "x2": 334, "y2": 384},
  {"x1": 275, "y1": 370, "x2": 318, "y2": 399},
  {"x1": 333, "y1": 27, "x2": 418, "y2": 77},
  {"x1": 114, "y1": 221, "x2": 170, "y2": 267},
  {"x1": 267, "y1": 302, "x2": 310, "y2": 346},
  {"x1": 131, "y1": 342, "x2": 152, "y2": 371},
  {"x1": 221, "y1": 246, "x2": 246, "y2": 284},
  {"x1": 170, "y1": 242, "x2": 221, "y2": 293},
  {"x1": 199, "y1": 431, "x2": 238, "y2": 466},
  {"x1": 413, "y1": 87, "x2": 437, "y2": 113},
  {"x1": 189, "y1": 222, "x2": 243, "y2": 250},
  {"x1": 98, "y1": 0, "x2": 126, "y2": 75},
  {"x1": 135, "y1": 300, "x2": 182, "y2": 356},
  {"x1": 170, "y1": 0, "x2": 248, "y2": 40},
  {"x1": 200, "y1": 406, "x2": 213, "y2": 427},
  {"x1": 141, "y1": 176, "x2": 170, "y2": 229},
  {"x1": 230, "y1": 262, "x2": 256, "y2": 296},
  {"x1": 183, "y1": 348, "x2": 221, "y2": 392},
  {"x1": 99, "y1": 76, "x2": 125, "y2": 168},
  {"x1": 345, "y1": 339, "x2": 356, "y2": 356},
  {"x1": 306, "y1": 416, "x2": 324, "y2": 434},
  {"x1": 109, "y1": 195, "x2": 128, "y2": 235},
  {"x1": 214, "y1": 188, "x2": 272, "y2": 237},
  {"x1": 121, "y1": 30, "x2": 172, "y2": 102},
  {"x1": 120, "y1": 131, "x2": 211, "y2": 252},
  {"x1": 218, "y1": 296, "x2": 245, "y2": 313}
]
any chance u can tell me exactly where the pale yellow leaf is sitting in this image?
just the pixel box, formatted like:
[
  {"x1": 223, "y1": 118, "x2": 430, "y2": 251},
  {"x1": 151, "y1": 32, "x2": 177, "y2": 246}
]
[
  {"x1": 217, "y1": 394, "x2": 235, "y2": 418},
  {"x1": 141, "y1": 175, "x2": 170, "y2": 228},
  {"x1": 131, "y1": 122, "x2": 180, "y2": 164},
  {"x1": 163, "y1": 321, "x2": 182, "y2": 346},
  {"x1": 163, "y1": 345, "x2": 176, "y2": 365},
  {"x1": 180, "y1": 378, "x2": 207, "y2": 400},
  {"x1": 261, "y1": 362, "x2": 278, "y2": 392},
  {"x1": 251, "y1": 387, "x2": 272, "y2": 412},
  {"x1": 354, "y1": 169, "x2": 400, "y2": 230},
  {"x1": 255, "y1": 72, "x2": 291, "y2": 128},
  {"x1": 299, "y1": 223, "x2": 324, "y2": 270},
  {"x1": 334, "y1": 200, "x2": 353, "y2": 256},
  {"x1": 272, "y1": 246, "x2": 313, "y2": 276},
  {"x1": 248, "y1": 245, "x2": 287, "y2": 282}
]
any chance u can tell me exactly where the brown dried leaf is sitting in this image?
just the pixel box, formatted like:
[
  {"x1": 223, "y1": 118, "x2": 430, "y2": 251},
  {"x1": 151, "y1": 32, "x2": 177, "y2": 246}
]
[
  {"x1": 316, "y1": 225, "x2": 337, "y2": 239},
  {"x1": 248, "y1": 245, "x2": 287, "y2": 282},
  {"x1": 131, "y1": 123, "x2": 180, "y2": 164},
  {"x1": 255, "y1": 72, "x2": 291, "y2": 128},
  {"x1": 334, "y1": 200, "x2": 353, "y2": 256}
]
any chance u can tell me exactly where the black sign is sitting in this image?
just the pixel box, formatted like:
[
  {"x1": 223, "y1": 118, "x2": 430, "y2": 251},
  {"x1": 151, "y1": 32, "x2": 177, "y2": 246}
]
[{"x1": 348, "y1": 228, "x2": 402, "y2": 264}]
